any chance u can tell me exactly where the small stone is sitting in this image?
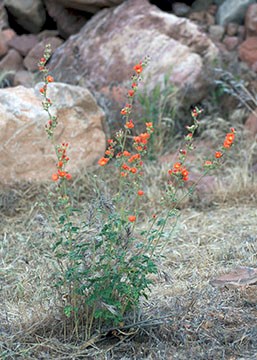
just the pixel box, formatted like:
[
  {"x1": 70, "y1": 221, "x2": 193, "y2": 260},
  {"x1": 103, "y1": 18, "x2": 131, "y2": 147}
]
[
  {"x1": 239, "y1": 37, "x2": 257, "y2": 66},
  {"x1": 245, "y1": 109, "x2": 257, "y2": 135},
  {"x1": 222, "y1": 35, "x2": 239, "y2": 51},
  {"x1": 209, "y1": 25, "x2": 225, "y2": 41},
  {"x1": 226, "y1": 22, "x2": 239, "y2": 36},
  {"x1": 0, "y1": 48, "x2": 23, "y2": 71},
  {"x1": 172, "y1": 2, "x2": 191, "y2": 17}
]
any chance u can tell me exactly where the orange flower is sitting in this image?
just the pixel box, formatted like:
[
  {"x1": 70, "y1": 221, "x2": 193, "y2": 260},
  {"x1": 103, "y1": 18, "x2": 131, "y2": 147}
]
[
  {"x1": 133, "y1": 63, "x2": 143, "y2": 74},
  {"x1": 52, "y1": 173, "x2": 59, "y2": 181},
  {"x1": 173, "y1": 162, "x2": 181, "y2": 169},
  {"x1": 98, "y1": 157, "x2": 109, "y2": 166},
  {"x1": 39, "y1": 87, "x2": 45, "y2": 94},
  {"x1": 120, "y1": 108, "x2": 127, "y2": 115},
  {"x1": 215, "y1": 151, "x2": 222, "y2": 158},
  {"x1": 145, "y1": 122, "x2": 153, "y2": 127},
  {"x1": 122, "y1": 163, "x2": 130, "y2": 170},
  {"x1": 46, "y1": 75, "x2": 54, "y2": 83},
  {"x1": 128, "y1": 153, "x2": 141, "y2": 163},
  {"x1": 138, "y1": 190, "x2": 144, "y2": 196},
  {"x1": 58, "y1": 161, "x2": 63, "y2": 168},
  {"x1": 128, "y1": 215, "x2": 136, "y2": 222},
  {"x1": 128, "y1": 90, "x2": 135, "y2": 97},
  {"x1": 123, "y1": 150, "x2": 131, "y2": 157},
  {"x1": 130, "y1": 167, "x2": 137, "y2": 174},
  {"x1": 66, "y1": 173, "x2": 72, "y2": 180},
  {"x1": 58, "y1": 170, "x2": 66, "y2": 177},
  {"x1": 125, "y1": 119, "x2": 134, "y2": 129},
  {"x1": 120, "y1": 172, "x2": 127, "y2": 177}
]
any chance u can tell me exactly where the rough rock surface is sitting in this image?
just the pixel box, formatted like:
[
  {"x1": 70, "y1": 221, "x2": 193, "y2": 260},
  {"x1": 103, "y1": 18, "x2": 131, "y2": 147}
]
[
  {"x1": 245, "y1": 4, "x2": 257, "y2": 37},
  {"x1": 216, "y1": 0, "x2": 255, "y2": 26},
  {"x1": 53, "y1": 0, "x2": 124, "y2": 13},
  {"x1": 44, "y1": 0, "x2": 89, "y2": 39},
  {"x1": 24, "y1": 37, "x2": 63, "y2": 72},
  {"x1": 239, "y1": 37, "x2": 257, "y2": 66},
  {"x1": 49, "y1": 0, "x2": 218, "y2": 119},
  {"x1": 0, "y1": 48, "x2": 23, "y2": 71},
  {"x1": 3, "y1": 0, "x2": 46, "y2": 33},
  {"x1": 0, "y1": 83, "x2": 106, "y2": 184},
  {"x1": 8, "y1": 34, "x2": 38, "y2": 57}
]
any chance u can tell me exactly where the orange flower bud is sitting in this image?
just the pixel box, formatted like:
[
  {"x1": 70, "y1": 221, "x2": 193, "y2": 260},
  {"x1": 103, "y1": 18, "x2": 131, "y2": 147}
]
[
  {"x1": 215, "y1": 151, "x2": 222, "y2": 158},
  {"x1": 137, "y1": 190, "x2": 144, "y2": 196},
  {"x1": 46, "y1": 75, "x2": 54, "y2": 83},
  {"x1": 128, "y1": 215, "x2": 136, "y2": 222}
]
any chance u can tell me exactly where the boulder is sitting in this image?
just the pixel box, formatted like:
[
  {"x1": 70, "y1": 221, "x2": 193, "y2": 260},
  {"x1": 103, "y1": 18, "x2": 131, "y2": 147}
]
[
  {"x1": 52, "y1": 0, "x2": 124, "y2": 13},
  {"x1": 49, "y1": 0, "x2": 218, "y2": 124},
  {"x1": 208, "y1": 24, "x2": 225, "y2": 42},
  {"x1": 24, "y1": 37, "x2": 63, "y2": 72},
  {"x1": 0, "y1": 83, "x2": 106, "y2": 184},
  {"x1": 0, "y1": 31, "x2": 8, "y2": 58},
  {"x1": 3, "y1": 0, "x2": 46, "y2": 33},
  {"x1": 222, "y1": 35, "x2": 240, "y2": 51},
  {"x1": 0, "y1": 48, "x2": 23, "y2": 71},
  {"x1": 244, "y1": 109, "x2": 257, "y2": 136},
  {"x1": 13, "y1": 69, "x2": 34, "y2": 87},
  {"x1": 245, "y1": 3, "x2": 257, "y2": 37},
  {"x1": 216, "y1": 0, "x2": 256, "y2": 26},
  {"x1": 239, "y1": 37, "x2": 257, "y2": 66},
  {"x1": 44, "y1": 0, "x2": 89, "y2": 39},
  {"x1": 8, "y1": 34, "x2": 38, "y2": 57},
  {"x1": 0, "y1": 1, "x2": 8, "y2": 30}
]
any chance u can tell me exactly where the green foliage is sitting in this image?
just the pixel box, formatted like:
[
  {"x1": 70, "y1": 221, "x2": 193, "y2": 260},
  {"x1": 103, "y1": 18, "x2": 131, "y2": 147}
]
[{"x1": 137, "y1": 75, "x2": 177, "y2": 159}]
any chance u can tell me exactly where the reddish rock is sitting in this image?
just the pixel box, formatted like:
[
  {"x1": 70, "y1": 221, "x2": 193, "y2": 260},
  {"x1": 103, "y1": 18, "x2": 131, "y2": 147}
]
[
  {"x1": 226, "y1": 22, "x2": 239, "y2": 36},
  {"x1": 239, "y1": 37, "x2": 257, "y2": 66},
  {"x1": 245, "y1": 3, "x2": 257, "y2": 37},
  {"x1": 244, "y1": 109, "x2": 257, "y2": 136},
  {"x1": 13, "y1": 70, "x2": 34, "y2": 87},
  {"x1": 223, "y1": 35, "x2": 240, "y2": 51},
  {"x1": 2, "y1": 28, "x2": 16, "y2": 44},
  {"x1": 45, "y1": 0, "x2": 89, "y2": 39},
  {"x1": 0, "y1": 49, "x2": 23, "y2": 71},
  {"x1": 49, "y1": 0, "x2": 218, "y2": 124},
  {"x1": 0, "y1": 83, "x2": 106, "y2": 184},
  {"x1": 8, "y1": 34, "x2": 38, "y2": 57},
  {"x1": 24, "y1": 37, "x2": 63, "y2": 72}
]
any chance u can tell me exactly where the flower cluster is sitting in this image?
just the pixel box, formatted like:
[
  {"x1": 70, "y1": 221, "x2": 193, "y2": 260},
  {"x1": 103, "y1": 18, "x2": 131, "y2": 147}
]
[
  {"x1": 203, "y1": 128, "x2": 236, "y2": 168},
  {"x1": 52, "y1": 143, "x2": 72, "y2": 181},
  {"x1": 167, "y1": 107, "x2": 201, "y2": 184},
  {"x1": 223, "y1": 128, "x2": 235, "y2": 148},
  {"x1": 168, "y1": 162, "x2": 189, "y2": 181}
]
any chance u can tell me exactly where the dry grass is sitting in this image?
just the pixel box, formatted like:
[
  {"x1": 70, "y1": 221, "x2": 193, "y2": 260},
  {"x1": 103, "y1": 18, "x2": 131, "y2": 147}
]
[{"x1": 1, "y1": 131, "x2": 257, "y2": 359}]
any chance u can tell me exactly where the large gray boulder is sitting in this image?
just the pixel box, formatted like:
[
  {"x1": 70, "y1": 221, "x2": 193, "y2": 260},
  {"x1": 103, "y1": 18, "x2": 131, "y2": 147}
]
[
  {"x1": 216, "y1": 0, "x2": 256, "y2": 26},
  {"x1": 3, "y1": 0, "x2": 46, "y2": 33}
]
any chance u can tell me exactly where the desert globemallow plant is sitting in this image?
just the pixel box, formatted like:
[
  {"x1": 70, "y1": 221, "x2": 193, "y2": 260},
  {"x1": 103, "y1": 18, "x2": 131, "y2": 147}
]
[{"x1": 38, "y1": 44, "x2": 236, "y2": 340}]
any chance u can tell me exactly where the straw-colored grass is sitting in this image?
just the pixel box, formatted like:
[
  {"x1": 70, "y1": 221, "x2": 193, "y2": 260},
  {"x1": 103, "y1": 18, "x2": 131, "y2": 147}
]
[{"x1": 1, "y1": 129, "x2": 256, "y2": 359}]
